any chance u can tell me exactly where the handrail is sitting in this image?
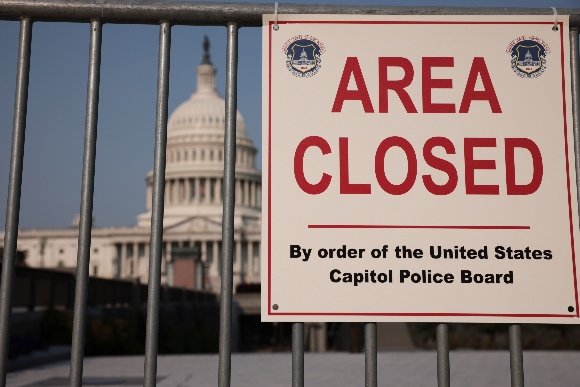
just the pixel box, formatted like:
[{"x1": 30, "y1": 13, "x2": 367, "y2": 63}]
[{"x1": 0, "y1": 0, "x2": 579, "y2": 27}]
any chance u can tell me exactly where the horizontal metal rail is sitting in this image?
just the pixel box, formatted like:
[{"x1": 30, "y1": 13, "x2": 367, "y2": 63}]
[{"x1": 0, "y1": 0, "x2": 579, "y2": 27}]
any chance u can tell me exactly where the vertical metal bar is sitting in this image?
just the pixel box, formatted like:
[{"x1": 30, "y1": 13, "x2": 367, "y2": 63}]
[
  {"x1": 364, "y1": 322, "x2": 377, "y2": 387},
  {"x1": 571, "y1": 28, "x2": 580, "y2": 224},
  {"x1": 218, "y1": 22, "x2": 238, "y2": 387},
  {"x1": 292, "y1": 322, "x2": 304, "y2": 387},
  {"x1": 436, "y1": 323, "x2": 450, "y2": 387},
  {"x1": 69, "y1": 19, "x2": 102, "y2": 387},
  {"x1": 0, "y1": 17, "x2": 32, "y2": 386},
  {"x1": 143, "y1": 21, "x2": 171, "y2": 387},
  {"x1": 509, "y1": 324, "x2": 524, "y2": 387}
]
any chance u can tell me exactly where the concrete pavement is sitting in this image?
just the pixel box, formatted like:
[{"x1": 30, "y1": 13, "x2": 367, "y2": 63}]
[{"x1": 8, "y1": 351, "x2": 580, "y2": 386}]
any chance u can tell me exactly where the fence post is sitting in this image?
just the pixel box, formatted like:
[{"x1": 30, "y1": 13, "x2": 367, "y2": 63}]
[
  {"x1": 364, "y1": 322, "x2": 377, "y2": 387},
  {"x1": 436, "y1": 323, "x2": 450, "y2": 387},
  {"x1": 292, "y1": 322, "x2": 304, "y2": 387},
  {"x1": 0, "y1": 17, "x2": 32, "y2": 386},
  {"x1": 509, "y1": 324, "x2": 524, "y2": 387},
  {"x1": 69, "y1": 18, "x2": 102, "y2": 387},
  {"x1": 218, "y1": 22, "x2": 238, "y2": 387},
  {"x1": 143, "y1": 20, "x2": 171, "y2": 387}
]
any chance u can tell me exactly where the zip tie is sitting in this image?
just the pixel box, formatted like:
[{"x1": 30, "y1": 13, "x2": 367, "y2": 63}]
[
  {"x1": 273, "y1": 2, "x2": 279, "y2": 31},
  {"x1": 551, "y1": 7, "x2": 558, "y2": 31}
]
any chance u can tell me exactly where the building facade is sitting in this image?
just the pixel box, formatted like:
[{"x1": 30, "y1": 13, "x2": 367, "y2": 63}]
[{"x1": 0, "y1": 39, "x2": 262, "y2": 293}]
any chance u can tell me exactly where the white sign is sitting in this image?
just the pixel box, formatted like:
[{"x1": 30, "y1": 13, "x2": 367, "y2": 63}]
[{"x1": 261, "y1": 14, "x2": 579, "y2": 323}]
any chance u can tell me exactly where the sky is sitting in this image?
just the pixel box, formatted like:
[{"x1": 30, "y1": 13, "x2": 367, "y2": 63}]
[{"x1": 0, "y1": 0, "x2": 578, "y2": 230}]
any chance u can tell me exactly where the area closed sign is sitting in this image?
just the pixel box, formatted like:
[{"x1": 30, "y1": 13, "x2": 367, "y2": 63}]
[{"x1": 261, "y1": 14, "x2": 579, "y2": 323}]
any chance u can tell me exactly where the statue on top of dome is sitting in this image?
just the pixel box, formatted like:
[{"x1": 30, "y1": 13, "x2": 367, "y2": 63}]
[{"x1": 202, "y1": 35, "x2": 212, "y2": 65}]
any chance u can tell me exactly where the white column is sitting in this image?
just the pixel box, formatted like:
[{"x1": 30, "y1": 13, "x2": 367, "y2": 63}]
[
  {"x1": 257, "y1": 183, "x2": 261, "y2": 208},
  {"x1": 211, "y1": 178, "x2": 217, "y2": 203},
  {"x1": 165, "y1": 241, "x2": 172, "y2": 264},
  {"x1": 211, "y1": 240, "x2": 219, "y2": 277},
  {"x1": 120, "y1": 243, "x2": 127, "y2": 278},
  {"x1": 142, "y1": 242, "x2": 150, "y2": 282},
  {"x1": 204, "y1": 179, "x2": 210, "y2": 204},
  {"x1": 248, "y1": 241, "x2": 254, "y2": 280},
  {"x1": 133, "y1": 242, "x2": 138, "y2": 277},
  {"x1": 255, "y1": 242, "x2": 260, "y2": 275},
  {"x1": 201, "y1": 240, "x2": 207, "y2": 263},
  {"x1": 195, "y1": 178, "x2": 201, "y2": 204},
  {"x1": 174, "y1": 180, "x2": 179, "y2": 204},
  {"x1": 201, "y1": 240, "x2": 207, "y2": 289},
  {"x1": 249, "y1": 181, "x2": 254, "y2": 207},
  {"x1": 163, "y1": 241, "x2": 172, "y2": 281},
  {"x1": 164, "y1": 182, "x2": 169, "y2": 205},
  {"x1": 243, "y1": 180, "x2": 249, "y2": 207},
  {"x1": 216, "y1": 178, "x2": 222, "y2": 204},
  {"x1": 233, "y1": 239, "x2": 241, "y2": 286},
  {"x1": 236, "y1": 239, "x2": 243, "y2": 283},
  {"x1": 235, "y1": 179, "x2": 241, "y2": 205},
  {"x1": 185, "y1": 178, "x2": 191, "y2": 203}
]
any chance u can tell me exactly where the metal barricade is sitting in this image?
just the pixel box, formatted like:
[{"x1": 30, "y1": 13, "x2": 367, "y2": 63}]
[{"x1": 0, "y1": 2, "x2": 579, "y2": 386}]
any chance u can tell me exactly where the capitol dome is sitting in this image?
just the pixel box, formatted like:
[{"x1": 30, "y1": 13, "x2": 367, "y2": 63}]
[
  {"x1": 137, "y1": 37, "x2": 261, "y2": 228},
  {"x1": 167, "y1": 38, "x2": 247, "y2": 138}
]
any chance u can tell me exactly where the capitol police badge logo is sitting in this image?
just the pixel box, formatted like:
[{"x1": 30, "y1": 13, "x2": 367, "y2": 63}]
[
  {"x1": 282, "y1": 35, "x2": 325, "y2": 78},
  {"x1": 506, "y1": 36, "x2": 550, "y2": 78}
]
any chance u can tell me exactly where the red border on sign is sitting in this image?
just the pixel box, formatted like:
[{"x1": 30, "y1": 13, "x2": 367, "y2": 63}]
[{"x1": 267, "y1": 20, "x2": 578, "y2": 319}]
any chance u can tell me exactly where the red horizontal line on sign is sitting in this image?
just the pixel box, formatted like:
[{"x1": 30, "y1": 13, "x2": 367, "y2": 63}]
[
  {"x1": 269, "y1": 312, "x2": 573, "y2": 318},
  {"x1": 308, "y1": 225, "x2": 530, "y2": 230},
  {"x1": 277, "y1": 21, "x2": 555, "y2": 25}
]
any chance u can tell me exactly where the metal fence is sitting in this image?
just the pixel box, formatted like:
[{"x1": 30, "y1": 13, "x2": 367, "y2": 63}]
[
  {"x1": 0, "y1": 264, "x2": 215, "y2": 311},
  {"x1": 0, "y1": 1, "x2": 579, "y2": 386}
]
